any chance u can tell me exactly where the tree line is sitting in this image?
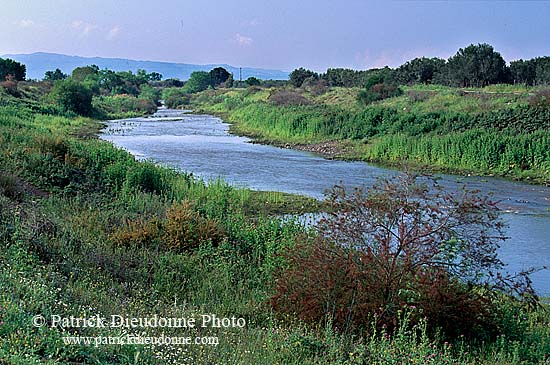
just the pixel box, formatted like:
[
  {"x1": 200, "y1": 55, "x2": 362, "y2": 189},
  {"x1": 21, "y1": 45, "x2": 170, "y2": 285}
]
[{"x1": 290, "y1": 43, "x2": 550, "y2": 88}]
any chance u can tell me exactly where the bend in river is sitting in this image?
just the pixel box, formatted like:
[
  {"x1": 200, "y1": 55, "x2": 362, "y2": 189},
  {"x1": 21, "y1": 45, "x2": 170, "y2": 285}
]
[{"x1": 100, "y1": 108, "x2": 550, "y2": 296}]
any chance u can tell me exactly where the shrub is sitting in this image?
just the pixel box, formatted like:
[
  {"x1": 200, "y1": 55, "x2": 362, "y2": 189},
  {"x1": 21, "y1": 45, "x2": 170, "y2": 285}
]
[
  {"x1": 162, "y1": 87, "x2": 191, "y2": 109},
  {"x1": 49, "y1": 79, "x2": 93, "y2": 116},
  {"x1": 123, "y1": 163, "x2": 167, "y2": 194},
  {"x1": 110, "y1": 217, "x2": 162, "y2": 248},
  {"x1": 407, "y1": 90, "x2": 433, "y2": 102},
  {"x1": 163, "y1": 201, "x2": 226, "y2": 251},
  {"x1": 529, "y1": 89, "x2": 550, "y2": 107},
  {"x1": 268, "y1": 90, "x2": 312, "y2": 106},
  {"x1": 272, "y1": 174, "x2": 536, "y2": 339},
  {"x1": 35, "y1": 135, "x2": 68, "y2": 161},
  {"x1": 1, "y1": 75, "x2": 19, "y2": 97},
  {"x1": 358, "y1": 83, "x2": 403, "y2": 104},
  {"x1": 0, "y1": 172, "x2": 23, "y2": 200}
]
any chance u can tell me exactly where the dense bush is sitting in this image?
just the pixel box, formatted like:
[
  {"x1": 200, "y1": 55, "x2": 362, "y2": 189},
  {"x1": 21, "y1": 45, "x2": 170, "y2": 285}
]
[
  {"x1": 529, "y1": 89, "x2": 550, "y2": 107},
  {"x1": 272, "y1": 174, "x2": 535, "y2": 339},
  {"x1": 0, "y1": 58, "x2": 26, "y2": 81},
  {"x1": 162, "y1": 87, "x2": 191, "y2": 108},
  {"x1": 268, "y1": 90, "x2": 312, "y2": 106},
  {"x1": 163, "y1": 201, "x2": 226, "y2": 250},
  {"x1": 122, "y1": 162, "x2": 167, "y2": 194},
  {"x1": 93, "y1": 94, "x2": 157, "y2": 116},
  {"x1": 48, "y1": 79, "x2": 93, "y2": 116},
  {"x1": 358, "y1": 83, "x2": 403, "y2": 104}
]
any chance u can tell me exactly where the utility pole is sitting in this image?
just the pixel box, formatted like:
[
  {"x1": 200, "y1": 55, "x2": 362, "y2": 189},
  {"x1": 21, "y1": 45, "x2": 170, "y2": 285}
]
[{"x1": 239, "y1": 67, "x2": 242, "y2": 82}]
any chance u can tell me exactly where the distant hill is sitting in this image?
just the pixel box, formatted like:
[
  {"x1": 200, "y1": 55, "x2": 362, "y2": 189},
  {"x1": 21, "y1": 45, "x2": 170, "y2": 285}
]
[{"x1": 1, "y1": 52, "x2": 289, "y2": 81}]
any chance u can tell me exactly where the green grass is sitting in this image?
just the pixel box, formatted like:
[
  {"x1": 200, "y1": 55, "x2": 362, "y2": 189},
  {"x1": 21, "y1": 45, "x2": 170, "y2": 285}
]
[{"x1": 1, "y1": 89, "x2": 550, "y2": 364}]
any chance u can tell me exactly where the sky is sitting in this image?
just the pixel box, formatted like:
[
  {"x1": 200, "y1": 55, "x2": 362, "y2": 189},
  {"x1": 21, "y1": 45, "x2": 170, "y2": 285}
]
[{"x1": 1, "y1": 0, "x2": 550, "y2": 72}]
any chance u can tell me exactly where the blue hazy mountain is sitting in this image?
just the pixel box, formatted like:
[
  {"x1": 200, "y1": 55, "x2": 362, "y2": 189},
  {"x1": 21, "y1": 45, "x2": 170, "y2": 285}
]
[{"x1": 1, "y1": 52, "x2": 289, "y2": 81}]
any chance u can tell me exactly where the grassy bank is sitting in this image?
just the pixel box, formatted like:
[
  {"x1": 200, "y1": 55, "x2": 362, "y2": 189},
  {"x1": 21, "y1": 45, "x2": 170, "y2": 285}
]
[
  {"x1": 190, "y1": 85, "x2": 550, "y2": 184},
  {"x1": 1, "y1": 88, "x2": 550, "y2": 364}
]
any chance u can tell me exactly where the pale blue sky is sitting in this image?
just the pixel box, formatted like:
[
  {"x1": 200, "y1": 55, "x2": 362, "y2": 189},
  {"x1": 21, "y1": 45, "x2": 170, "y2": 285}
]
[{"x1": 2, "y1": 0, "x2": 549, "y2": 71}]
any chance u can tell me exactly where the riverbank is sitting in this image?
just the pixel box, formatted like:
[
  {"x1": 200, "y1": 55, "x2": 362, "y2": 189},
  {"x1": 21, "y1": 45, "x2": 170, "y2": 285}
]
[
  {"x1": 2, "y1": 85, "x2": 550, "y2": 364},
  {"x1": 191, "y1": 85, "x2": 550, "y2": 186}
]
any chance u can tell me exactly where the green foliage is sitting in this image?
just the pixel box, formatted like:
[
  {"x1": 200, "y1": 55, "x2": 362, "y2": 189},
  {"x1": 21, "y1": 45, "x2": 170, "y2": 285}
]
[
  {"x1": 0, "y1": 58, "x2": 26, "y2": 81},
  {"x1": 322, "y1": 68, "x2": 369, "y2": 87},
  {"x1": 358, "y1": 83, "x2": 403, "y2": 104},
  {"x1": 71, "y1": 65, "x2": 99, "y2": 81},
  {"x1": 44, "y1": 68, "x2": 67, "y2": 81},
  {"x1": 1, "y1": 92, "x2": 550, "y2": 363},
  {"x1": 137, "y1": 83, "x2": 160, "y2": 104},
  {"x1": 510, "y1": 57, "x2": 550, "y2": 86},
  {"x1": 394, "y1": 57, "x2": 446, "y2": 85},
  {"x1": 289, "y1": 67, "x2": 319, "y2": 87},
  {"x1": 245, "y1": 76, "x2": 261, "y2": 86},
  {"x1": 49, "y1": 79, "x2": 93, "y2": 116},
  {"x1": 183, "y1": 71, "x2": 212, "y2": 93},
  {"x1": 92, "y1": 95, "x2": 157, "y2": 118},
  {"x1": 161, "y1": 87, "x2": 190, "y2": 108},
  {"x1": 122, "y1": 161, "x2": 168, "y2": 194},
  {"x1": 444, "y1": 43, "x2": 509, "y2": 87},
  {"x1": 209, "y1": 67, "x2": 230, "y2": 86}
]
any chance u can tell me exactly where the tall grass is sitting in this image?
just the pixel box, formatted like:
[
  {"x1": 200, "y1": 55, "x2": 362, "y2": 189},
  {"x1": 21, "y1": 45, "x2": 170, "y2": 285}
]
[{"x1": 195, "y1": 86, "x2": 550, "y2": 182}]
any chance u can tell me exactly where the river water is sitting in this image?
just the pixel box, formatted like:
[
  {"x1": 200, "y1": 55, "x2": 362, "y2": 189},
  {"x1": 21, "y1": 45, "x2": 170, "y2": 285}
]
[{"x1": 100, "y1": 108, "x2": 550, "y2": 296}]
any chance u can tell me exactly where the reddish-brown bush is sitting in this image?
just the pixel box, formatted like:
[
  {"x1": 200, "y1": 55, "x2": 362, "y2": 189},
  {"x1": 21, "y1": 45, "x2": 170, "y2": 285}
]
[
  {"x1": 268, "y1": 90, "x2": 312, "y2": 106},
  {"x1": 529, "y1": 89, "x2": 550, "y2": 107},
  {"x1": 272, "y1": 174, "x2": 536, "y2": 339},
  {"x1": 1, "y1": 75, "x2": 19, "y2": 96}
]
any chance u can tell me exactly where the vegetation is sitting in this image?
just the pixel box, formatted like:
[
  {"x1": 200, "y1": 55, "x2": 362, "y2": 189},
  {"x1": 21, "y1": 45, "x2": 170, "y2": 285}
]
[
  {"x1": 0, "y1": 58, "x2": 26, "y2": 81},
  {"x1": 1, "y1": 51, "x2": 550, "y2": 364},
  {"x1": 273, "y1": 174, "x2": 537, "y2": 341},
  {"x1": 44, "y1": 68, "x2": 68, "y2": 81},
  {"x1": 191, "y1": 80, "x2": 550, "y2": 184},
  {"x1": 48, "y1": 79, "x2": 94, "y2": 116},
  {"x1": 290, "y1": 67, "x2": 319, "y2": 87}
]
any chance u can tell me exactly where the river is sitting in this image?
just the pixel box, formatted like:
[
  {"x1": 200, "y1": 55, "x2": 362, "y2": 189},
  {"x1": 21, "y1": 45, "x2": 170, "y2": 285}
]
[{"x1": 100, "y1": 108, "x2": 550, "y2": 296}]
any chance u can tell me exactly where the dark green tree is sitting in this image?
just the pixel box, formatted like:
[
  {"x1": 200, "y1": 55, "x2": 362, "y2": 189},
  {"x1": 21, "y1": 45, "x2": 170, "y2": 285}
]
[
  {"x1": 509, "y1": 59, "x2": 536, "y2": 86},
  {"x1": 49, "y1": 79, "x2": 93, "y2": 115},
  {"x1": 289, "y1": 67, "x2": 318, "y2": 87},
  {"x1": 394, "y1": 57, "x2": 446, "y2": 85},
  {"x1": 446, "y1": 44, "x2": 508, "y2": 87},
  {"x1": 209, "y1": 67, "x2": 230, "y2": 86},
  {"x1": 71, "y1": 65, "x2": 99, "y2": 82},
  {"x1": 44, "y1": 68, "x2": 67, "y2": 81},
  {"x1": 183, "y1": 71, "x2": 211, "y2": 93},
  {"x1": 533, "y1": 57, "x2": 550, "y2": 85},
  {"x1": 0, "y1": 58, "x2": 26, "y2": 81},
  {"x1": 245, "y1": 76, "x2": 261, "y2": 86}
]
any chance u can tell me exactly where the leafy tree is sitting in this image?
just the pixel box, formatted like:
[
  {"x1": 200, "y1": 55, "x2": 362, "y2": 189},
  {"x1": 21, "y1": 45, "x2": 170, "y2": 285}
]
[
  {"x1": 209, "y1": 67, "x2": 230, "y2": 86},
  {"x1": 533, "y1": 57, "x2": 550, "y2": 85},
  {"x1": 44, "y1": 68, "x2": 67, "y2": 81},
  {"x1": 0, "y1": 58, "x2": 26, "y2": 81},
  {"x1": 136, "y1": 69, "x2": 162, "y2": 82},
  {"x1": 183, "y1": 71, "x2": 211, "y2": 93},
  {"x1": 245, "y1": 76, "x2": 261, "y2": 86},
  {"x1": 446, "y1": 43, "x2": 508, "y2": 87},
  {"x1": 139, "y1": 84, "x2": 161, "y2": 104},
  {"x1": 394, "y1": 57, "x2": 446, "y2": 85},
  {"x1": 49, "y1": 79, "x2": 93, "y2": 115},
  {"x1": 222, "y1": 73, "x2": 234, "y2": 88},
  {"x1": 71, "y1": 65, "x2": 99, "y2": 82},
  {"x1": 322, "y1": 68, "x2": 361, "y2": 87},
  {"x1": 272, "y1": 174, "x2": 537, "y2": 338},
  {"x1": 289, "y1": 67, "x2": 318, "y2": 87}
]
